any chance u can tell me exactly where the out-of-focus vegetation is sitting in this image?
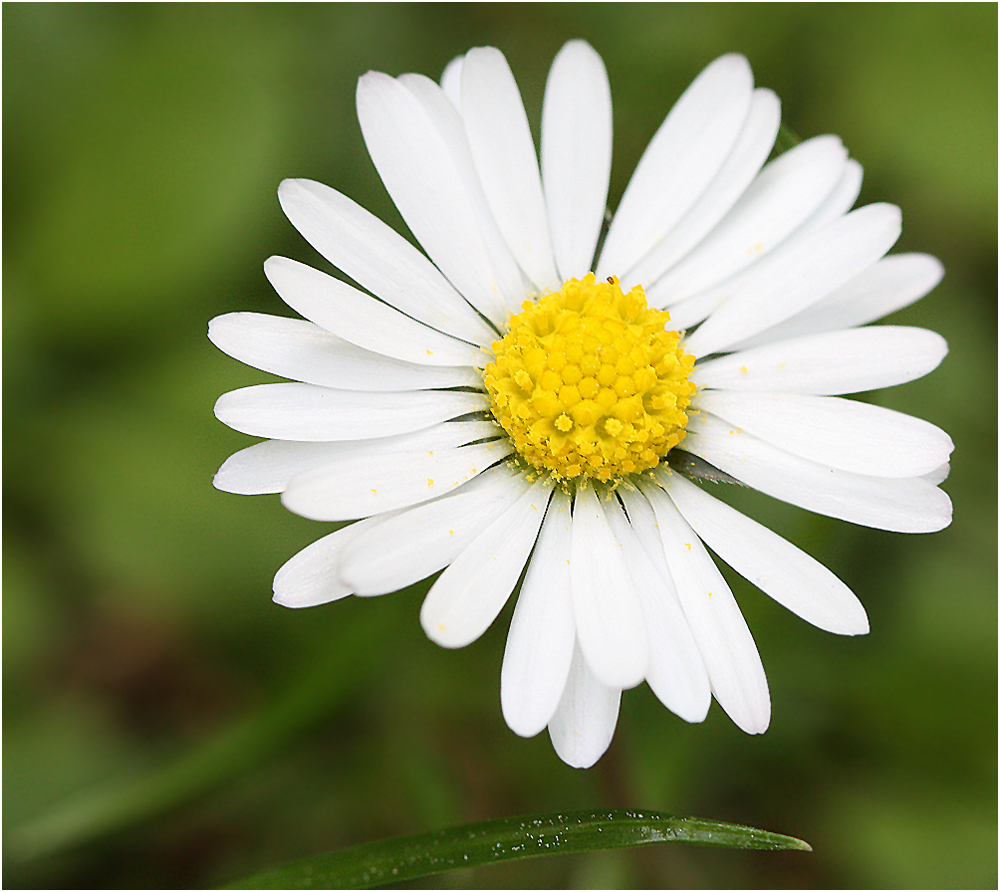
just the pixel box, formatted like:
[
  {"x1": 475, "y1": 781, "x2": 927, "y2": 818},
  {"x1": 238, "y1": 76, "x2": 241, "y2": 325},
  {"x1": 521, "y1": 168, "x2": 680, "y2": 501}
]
[{"x1": 4, "y1": 4, "x2": 996, "y2": 888}]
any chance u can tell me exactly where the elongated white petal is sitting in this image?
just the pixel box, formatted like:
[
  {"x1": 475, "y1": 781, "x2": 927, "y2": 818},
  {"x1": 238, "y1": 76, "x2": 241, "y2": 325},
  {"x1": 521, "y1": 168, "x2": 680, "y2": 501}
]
[
  {"x1": 214, "y1": 421, "x2": 501, "y2": 495},
  {"x1": 209, "y1": 313, "x2": 481, "y2": 392},
  {"x1": 695, "y1": 390, "x2": 954, "y2": 478},
  {"x1": 272, "y1": 513, "x2": 399, "y2": 608},
  {"x1": 640, "y1": 481, "x2": 770, "y2": 734},
  {"x1": 264, "y1": 256, "x2": 485, "y2": 367},
  {"x1": 796, "y1": 156, "x2": 864, "y2": 234},
  {"x1": 660, "y1": 471, "x2": 869, "y2": 635},
  {"x1": 923, "y1": 462, "x2": 951, "y2": 486},
  {"x1": 599, "y1": 55, "x2": 754, "y2": 279},
  {"x1": 541, "y1": 40, "x2": 612, "y2": 281},
  {"x1": 339, "y1": 464, "x2": 529, "y2": 596},
  {"x1": 501, "y1": 489, "x2": 576, "y2": 737},
  {"x1": 732, "y1": 253, "x2": 946, "y2": 348},
  {"x1": 645, "y1": 135, "x2": 848, "y2": 306},
  {"x1": 570, "y1": 487, "x2": 648, "y2": 689},
  {"x1": 663, "y1": 158, "x2": 864, "y2": 330},
  {"x1": 421, "y1": 479, "x2": 553, "y2": 648},
  {"x1": 214, "y1": 383, "x2": 487, "y2": 442},
  {"x1": 685, "y1": 412, "x2": 953, "y2": 533},
  {"x1": 460, "y1": 47, "x2": 559, "y2": 293},
  {"x1": 605, "y1": 495, "x2": 711, "y2": 722},
  {"x1": 282, "y1": 439, "x2": 513, "y2": 521},
  {"x1": 693, "y1": 326, "x2": 949, "y2": 394},
  {"x1": 277, "y1": 179, "x2": 496, "y2": 345},
  {"x1": 356, "y1": 71, "x2": 517, "y2": 327},
  {"x1": 440, "y1": 55, "x2": 463, "y2": 107},
  {"x1": 685, "y1": 203, "x2": 902, "y2": 357},
  {"x1": 623, "y1": 88, "x2": 780, "y2": 291},
  {"x1": 399, "y1": 73, "x2": 530, "y2": 317},
  {"x1": 548, "y1": 642, "x2": 621, "y2": 769}
]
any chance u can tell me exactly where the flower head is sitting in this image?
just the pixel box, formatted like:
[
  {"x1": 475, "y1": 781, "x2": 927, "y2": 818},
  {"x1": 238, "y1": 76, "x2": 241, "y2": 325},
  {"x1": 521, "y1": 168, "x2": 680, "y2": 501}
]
[{"x1": 210, "y1": 42, "x2": 953, "y2": 768}]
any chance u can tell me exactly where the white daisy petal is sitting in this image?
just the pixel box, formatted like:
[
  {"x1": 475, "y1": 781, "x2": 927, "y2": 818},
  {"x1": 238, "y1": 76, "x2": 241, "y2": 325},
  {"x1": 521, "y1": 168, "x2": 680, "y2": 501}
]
[
  {"x1": 598, "y1": 54, "x2": 754, "y2": 279},
  {"x1": 685, "y1": 412, "x2": 953, "y2": 533},
  {"x1": 272, "y1": 513, "x2": 397, "y2": 608},
  {"x1": 213, "y1": 421, "x2": 500, "y2": 496},
  {"x1": 923, "y1": 462, "x2": 951, "y2": 486},
  {"x1": 541, "y1": 40, "x2": 613, "y2": 281},
  {"x1": 282, "y1": 439, "x2": 513, "y2": 522},
  {"x1": 398, "y1": 72, "x2": 530, "y2": 316},
  {"x1": 460, "y1": 47, "x2": 560, "y2": 293},
  {"x1": 660, "y1": 471, "x2": 869, "y2": 635},
  {"x1": 662, "y1": 158, "x2": 864, "y2": 330},
  {"x1": 640, "y1": 480, "x2": 771, "y2": 735},
  {"x1": 356, "y1": 71, "x2": 516, "y2": 326},
  {"x1": 684, "y1": 203, "x2": 902, "y2": 357},
  {"x1": 264, "y1": 256, "x2": 485, "y2": 367},
  {"x1": 339, "y1": 464, "x2": 529, "y2": 596},
  {"x1": 606, "y1": 494, "x2": 712, "y2": 723},
  {"x1": 501, "y1": 489, "x2": 576, "y2": 738},
  {"x1": 693, "y1": 326, "x2": 949, "y2": 395},
  {"x1": 570, "y1": 487, "x2": 648, "y2": 690},
  {"x1": 440, "y1": 55, "x2": 463, "y2": 107},
  {"x1": 420, "y1": 479, "x2": 553, "y2": 648},
  {"x1": 214, "y1": 383, "x2": 487, "y2": 442},
  {"x1": 623, "y1": 87, "x2": 780, "y2": 292},
  {"x1": 547, "y1": 642, "x2": 622, "y2": 769},
  {"x1": 731, "y1": 253, "x2": 946, "y2": 349},
  {"x1": 208, "y1": 313, "x2": 481, "y2": 392},
  {"x1": 644, "y1": 135, "x2": 848, "y2": 306},
  {"x1": 695, "y1": 390, "x2": 954, "y2": 478},
  {"x1": 277, "y1": 179, "x2": 496, "y2": 345},
  {"x1": 798, "y1": 156, "x2": 864, "y2": 233}
]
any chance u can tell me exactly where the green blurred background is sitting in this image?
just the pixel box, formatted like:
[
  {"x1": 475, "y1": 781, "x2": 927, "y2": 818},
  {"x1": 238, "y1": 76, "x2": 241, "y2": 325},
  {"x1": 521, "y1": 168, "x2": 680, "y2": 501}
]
[{"x1": 4, "y1": 3, "x2": 996, "y2": 888}]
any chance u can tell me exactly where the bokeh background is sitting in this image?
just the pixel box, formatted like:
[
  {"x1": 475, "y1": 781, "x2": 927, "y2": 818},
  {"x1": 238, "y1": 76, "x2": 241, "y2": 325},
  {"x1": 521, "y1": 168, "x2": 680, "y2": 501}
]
[{"x1": 4, "y1": 4, "x2": 997, "y2": 888}]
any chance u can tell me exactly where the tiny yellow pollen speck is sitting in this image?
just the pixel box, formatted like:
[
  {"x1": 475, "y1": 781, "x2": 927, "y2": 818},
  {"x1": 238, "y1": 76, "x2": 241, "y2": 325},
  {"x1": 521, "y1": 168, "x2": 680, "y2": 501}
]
[
  {"x1": 427, "y1": 478, "x2": 434, "y2": 486},
  {"x1": 438, "y1": 623, "x2": 446, "y2": 632},
  {"x1": 740, "y1": 365, "x2": 748, "y2": 374},
  {"x1": 708, "y1": 591, "x2": 713, "y2": 597},
  {"x1": 448, "y1": 529, "x2": 454, "y2": 535},
  {"x1": 371, "y1": 488, "x2": 377, "y2": 493},
  {"x1": 685, "y1": 542, "x2": 692, "y2": 550}
]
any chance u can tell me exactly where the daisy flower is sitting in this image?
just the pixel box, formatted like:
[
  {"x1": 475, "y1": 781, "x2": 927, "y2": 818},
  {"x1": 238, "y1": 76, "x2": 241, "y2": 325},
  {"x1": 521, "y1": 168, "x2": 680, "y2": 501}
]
[{"x1": 210, "y1": 41, "x2": 953, "y2": 768}]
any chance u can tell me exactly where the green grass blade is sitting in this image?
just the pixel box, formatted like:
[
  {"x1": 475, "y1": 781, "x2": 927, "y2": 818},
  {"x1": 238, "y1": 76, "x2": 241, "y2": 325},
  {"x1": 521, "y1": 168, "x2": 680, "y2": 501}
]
[
  {"x1": 227, "y1": 808, "x2": 812, "y2": 889},
  {"x1": 774, "y1": 122, "x2": 803, "y2": 155}
]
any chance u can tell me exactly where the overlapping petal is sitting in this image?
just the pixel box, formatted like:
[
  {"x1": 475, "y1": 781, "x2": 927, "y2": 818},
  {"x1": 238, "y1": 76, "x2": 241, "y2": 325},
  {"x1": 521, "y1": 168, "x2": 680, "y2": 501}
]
[
  {"x1": 541, "y1": 40, "x2": 613, "y2": 282},
  {"x1": 598, "y1": 54, "x2": 754, "y2": 279},
  {"x1": 282, "y1": 439, "x2": 513, "y2": 522},
  {"x1": 209, "y1": 313, "x2": 482, "y2": 392},
  {"x1": 501, "y1": 489, "x2": 576, "y2": 738},
  {"x1": 340, "y1": 464, "x2": 529, "y2": 596},
  {"x1": 684, "y1": 412, "x2": 953, "y2": 533},
  {"x1": 421, "y1": 479, "x2": 553, "y2": 648}
]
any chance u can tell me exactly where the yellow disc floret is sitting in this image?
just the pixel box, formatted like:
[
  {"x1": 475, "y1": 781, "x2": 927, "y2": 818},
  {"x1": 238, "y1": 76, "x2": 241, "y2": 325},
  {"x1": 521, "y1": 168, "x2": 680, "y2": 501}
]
[{"x1": 484, "y1": 274, "x2": 696, "y2": 482}]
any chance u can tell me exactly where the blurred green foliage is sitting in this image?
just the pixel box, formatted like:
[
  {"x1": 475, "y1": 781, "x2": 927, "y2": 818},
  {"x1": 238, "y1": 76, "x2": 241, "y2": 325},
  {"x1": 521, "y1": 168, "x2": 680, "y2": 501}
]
[{"x1": 3, "y1": 4, "x2": 997, "y2": 888}]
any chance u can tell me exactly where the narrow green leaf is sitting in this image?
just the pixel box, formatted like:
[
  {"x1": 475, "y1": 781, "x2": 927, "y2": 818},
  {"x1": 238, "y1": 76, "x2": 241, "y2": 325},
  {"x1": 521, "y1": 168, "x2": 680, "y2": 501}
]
[
  {"x1": 228, "y1": 808, "x2": 811, "y2": 889},
  {"x1": 773, "y1": 122, "x2": 804, "y2": 155}
]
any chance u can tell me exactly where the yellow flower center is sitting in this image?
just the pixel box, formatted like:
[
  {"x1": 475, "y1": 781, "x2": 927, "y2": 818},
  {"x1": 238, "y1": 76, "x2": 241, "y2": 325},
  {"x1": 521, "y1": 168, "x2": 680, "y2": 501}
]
[{"x1": 484, "y1": 274, "x2": 696, "y2": 482}]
